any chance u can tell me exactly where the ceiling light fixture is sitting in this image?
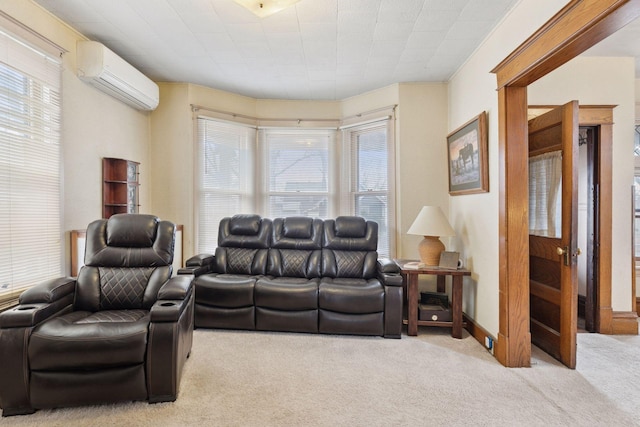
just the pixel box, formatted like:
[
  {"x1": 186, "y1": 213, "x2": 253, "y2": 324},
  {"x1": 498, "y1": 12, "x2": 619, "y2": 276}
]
[{"x1": 232, "y1": 0, "x2": 302, "y2": 18}]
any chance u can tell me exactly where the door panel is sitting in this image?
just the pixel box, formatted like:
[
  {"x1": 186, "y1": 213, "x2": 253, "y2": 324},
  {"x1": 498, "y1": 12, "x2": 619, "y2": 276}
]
[{"x1": 528, "y1": 101, "x2": 579, "y2": 369}]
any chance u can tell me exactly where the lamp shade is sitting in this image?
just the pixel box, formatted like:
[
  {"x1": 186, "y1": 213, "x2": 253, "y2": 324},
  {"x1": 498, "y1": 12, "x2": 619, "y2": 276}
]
[
  {"x1": 407, "y1": 206, "x2": 456, "y2": 266},
  {"x1": 407, "y1": 206, "x2": 455, "y2": 237}
]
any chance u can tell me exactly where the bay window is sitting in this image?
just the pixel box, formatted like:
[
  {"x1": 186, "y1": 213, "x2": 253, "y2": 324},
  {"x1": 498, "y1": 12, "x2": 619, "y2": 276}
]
[{"x1": 196, "y1": 113, "x2": 395, "y2": 258}]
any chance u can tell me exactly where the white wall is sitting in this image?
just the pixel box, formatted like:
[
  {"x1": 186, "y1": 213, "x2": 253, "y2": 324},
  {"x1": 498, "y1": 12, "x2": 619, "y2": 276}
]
[
  {"x1": 447, "y1": 0, "x2": 568, "y2": 336},
  {"x1": 529, "y1": 56, "x2": 636, "y2": 311},
  {"x1": 395, "y1": 83, "x2": 449, "y2": 259},
  {"x1": 1, "y1": 1, "x2": 152, "y2": 275}
]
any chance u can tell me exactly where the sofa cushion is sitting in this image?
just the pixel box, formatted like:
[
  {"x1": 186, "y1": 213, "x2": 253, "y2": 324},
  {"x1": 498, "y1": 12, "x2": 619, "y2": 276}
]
[
  {"x1": 272, "y1": 217, "x2": 322, "y2": 250},
  {"x1": 218, "y1": 215, "x2": 272, "y2": 249},
  {"x1": 195, "y1": 274, "x2": 255, "y2": 308},
  {"x1": 323, "y1": 218, "x2": 377, "y2": 251},
  {"x1": 229, "y1": 214, "x2": 262, "y2": 236},
  {"x1": 267, "y1": 249, "x2": 322, "y2": 278},
  {"x1": 255, "y1": 277, "x2": 319, "y2": 310},
  {"x1": 282, "y1": 217, "x2": 313, "y2": 239},
  {"x1": 28, "y1": 310, "x2": 149, "y2": 370},
  {"x1": 335, "y1": 216, "x2": 367, "y2": 238},
  {"x1": 256, "y1": 307, "x2": 318, "y2": 333},
  {"x1": 318, "y1": 278, "x2": 384, "y2": 314},
  {"x1": 321, "y1": 250, "x2": 378, "y2": 279},
  {"x1": 106, "y1": 214, "x2": 158, "y2": 247}
]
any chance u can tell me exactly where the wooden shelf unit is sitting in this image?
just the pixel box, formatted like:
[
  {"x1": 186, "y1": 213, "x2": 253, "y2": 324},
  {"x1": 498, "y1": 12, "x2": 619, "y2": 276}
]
[{"x1": 102, "y1": 157, "x2": 139, "y2": 218}]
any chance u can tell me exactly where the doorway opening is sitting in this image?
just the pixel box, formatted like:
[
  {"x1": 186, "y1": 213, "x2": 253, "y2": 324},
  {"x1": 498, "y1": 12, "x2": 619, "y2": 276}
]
[{"x1": 578, "y1": 126, "x2": 599, "y2": 333}]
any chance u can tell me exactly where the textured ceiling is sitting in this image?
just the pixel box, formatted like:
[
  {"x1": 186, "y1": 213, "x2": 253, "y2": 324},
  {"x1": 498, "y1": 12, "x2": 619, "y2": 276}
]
[{"x1": 34, "y1": 0, "x2": 524, "y2": 100}]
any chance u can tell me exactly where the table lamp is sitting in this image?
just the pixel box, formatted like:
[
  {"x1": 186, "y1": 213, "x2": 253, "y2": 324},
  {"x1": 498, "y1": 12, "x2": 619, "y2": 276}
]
[{"x1": 407, "y1": 206, "x2": 456, "y2": 266}]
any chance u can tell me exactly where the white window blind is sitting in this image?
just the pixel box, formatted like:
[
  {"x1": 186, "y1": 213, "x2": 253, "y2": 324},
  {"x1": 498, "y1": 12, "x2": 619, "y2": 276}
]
[
  {"x1": 259, "y1": 129, "x2": 334, "y2": 218},
  {"x1": 342, "y1": 120, "x2": 395, "y2": 258},
  {"x1": 529, "y1": 151, "x2": 562, "y2": 238},
  {"x1": 0, "y1": 28, "x2": 62, "y2": 306},
  {"x1": 196, "y1": 118, "x2": 255, "y2": 253}
]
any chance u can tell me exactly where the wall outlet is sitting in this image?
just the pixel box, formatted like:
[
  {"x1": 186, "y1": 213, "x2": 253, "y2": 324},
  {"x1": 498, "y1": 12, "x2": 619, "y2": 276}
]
[{"x1": 484, "y1": 336, "x2": 493, "y2": 350}]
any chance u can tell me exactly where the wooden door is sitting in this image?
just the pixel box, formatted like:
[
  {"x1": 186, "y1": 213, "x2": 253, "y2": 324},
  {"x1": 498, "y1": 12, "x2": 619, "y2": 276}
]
[{"x1": 528, "y1": 101, "x2": 579, "y2": 369}]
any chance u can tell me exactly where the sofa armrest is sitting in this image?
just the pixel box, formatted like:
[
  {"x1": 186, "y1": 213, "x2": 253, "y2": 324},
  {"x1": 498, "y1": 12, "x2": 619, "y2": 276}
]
[
  {"x1": 158, "y1": 275, "x2": 193, "y2": 300},
  {"x1": 178, "y1": 253, "x2": 215, "y2": 276},
  {"x1": 150, "y1": 299, "x2": 189, "y2": 322},
  {"x1": 0, "y1": 278, "x2": 76, "y2": 329},
  {"x1": 19, "y1": 277, "x2": 76, "y2": 304},
  {"x1": 152, "y1": 275, "x2": 193, "y2": 322},
  {"x1": 377, "y1": 258, "x2": 403, "y2": 286}
]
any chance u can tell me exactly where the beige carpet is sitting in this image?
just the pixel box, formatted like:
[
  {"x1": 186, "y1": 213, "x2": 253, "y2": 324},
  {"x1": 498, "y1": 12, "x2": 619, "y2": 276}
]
[{"x1": 2, "y1": 328, "x2": 639, "y2": 426}]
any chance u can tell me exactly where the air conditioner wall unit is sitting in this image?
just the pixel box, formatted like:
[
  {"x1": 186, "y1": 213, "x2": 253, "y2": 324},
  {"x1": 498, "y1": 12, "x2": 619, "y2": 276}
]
[{"x1": 76, "y1": 41, "x2": 159, "y2": 111}]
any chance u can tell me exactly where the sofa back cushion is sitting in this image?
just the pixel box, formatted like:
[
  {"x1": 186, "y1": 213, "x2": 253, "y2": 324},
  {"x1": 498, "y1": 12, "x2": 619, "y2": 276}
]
[
  {"x1": 321, "y1": 217, "x2": 378, "y2": 279},
  {"x1": 268, "y1": 217, "x2": 322, "y2": 278},
  {"x1": 215, "y1": 215, "x2": 271, "y2": 275}
]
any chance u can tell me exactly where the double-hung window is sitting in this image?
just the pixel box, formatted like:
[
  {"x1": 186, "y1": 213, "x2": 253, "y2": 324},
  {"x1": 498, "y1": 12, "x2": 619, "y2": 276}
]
[
  {"x1": 342, "y1": 119, "x2": 395, "y2": 258},
  {"x1": 0, "y1": 28, "x2": 62, "y2": 308},
  {"x1": 196, "y1": 118, "x2": 255, "y2": 253},
  {"x1": 259, "y1": 129, "x2": 335, "y2": 218}
]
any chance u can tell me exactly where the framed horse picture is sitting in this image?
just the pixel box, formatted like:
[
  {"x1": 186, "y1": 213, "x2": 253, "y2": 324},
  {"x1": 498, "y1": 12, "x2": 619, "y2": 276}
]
[{"x1": 446, "y1": 111, "x2": 489, "y2": 195}]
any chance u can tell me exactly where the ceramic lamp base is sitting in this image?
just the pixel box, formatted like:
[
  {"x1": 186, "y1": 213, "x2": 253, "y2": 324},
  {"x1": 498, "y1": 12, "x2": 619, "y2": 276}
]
[{"x1": 418, "y1": 236, "x2": 444, "y2": 266}]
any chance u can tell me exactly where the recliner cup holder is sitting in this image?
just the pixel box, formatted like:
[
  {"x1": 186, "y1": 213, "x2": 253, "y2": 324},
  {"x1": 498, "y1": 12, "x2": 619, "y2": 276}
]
[
  {"x1": 16, "y1": 306, "x2": 36, "y2": 311},
  {"x1": 160, "y1": 302, "x2": 175, "y2": 307}
]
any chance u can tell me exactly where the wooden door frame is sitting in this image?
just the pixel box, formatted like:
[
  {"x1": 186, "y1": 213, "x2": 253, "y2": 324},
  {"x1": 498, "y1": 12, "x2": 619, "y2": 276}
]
[{"x1": 491, "y1": 0, "x2": 640, "y2": 367}]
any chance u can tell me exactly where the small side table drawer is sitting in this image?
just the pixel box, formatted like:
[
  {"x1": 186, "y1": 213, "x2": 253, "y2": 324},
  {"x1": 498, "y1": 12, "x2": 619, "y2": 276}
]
[{"x1": 419, "y1": 304, "x2": 452, "y2": 322}]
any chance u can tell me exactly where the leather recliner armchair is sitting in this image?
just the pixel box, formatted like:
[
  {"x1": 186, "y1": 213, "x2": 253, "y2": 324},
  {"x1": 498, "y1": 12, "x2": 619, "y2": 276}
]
[{"x1": 0, "y1": 214, "x2": 194, "y2": 416}]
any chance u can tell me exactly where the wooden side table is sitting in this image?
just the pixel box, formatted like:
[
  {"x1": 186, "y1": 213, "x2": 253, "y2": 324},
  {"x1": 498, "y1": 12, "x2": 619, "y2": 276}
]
[{"x1": 395, "y1": 259, "x2": 471, "y2": 339}]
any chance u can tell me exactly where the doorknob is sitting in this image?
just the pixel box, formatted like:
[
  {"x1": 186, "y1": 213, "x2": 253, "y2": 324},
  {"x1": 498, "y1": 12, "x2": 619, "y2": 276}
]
[{"x1": 556, "y1": 246, "x2": 581, "y2": 266}]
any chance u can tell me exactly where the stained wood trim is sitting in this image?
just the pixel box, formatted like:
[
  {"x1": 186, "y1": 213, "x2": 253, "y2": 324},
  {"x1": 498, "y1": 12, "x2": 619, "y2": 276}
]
[
  {"x1": 464, "y1": 313, "x2": 496, "y2": 353},
  {"x1": 493, "y1": 0, "x2": 640, "y2": 366},
  {"x1": 70, "y1": 229, "x2": 86, "y2": 277},
  {"x1": 496, "y1": 86, "x2": 531, "y2": 367},
  {"x1": 611, "y1": 311, "x2": 639, "y2": 334},
  {"x1": 636, "y1": 296, "x2": 640, "y2": 313},
  {"x1": 529, "y1": 105, "x2": 616, "y2": 125},
  {"x1": 492, "y1": 0, "x2": 639, "y2": 89}
]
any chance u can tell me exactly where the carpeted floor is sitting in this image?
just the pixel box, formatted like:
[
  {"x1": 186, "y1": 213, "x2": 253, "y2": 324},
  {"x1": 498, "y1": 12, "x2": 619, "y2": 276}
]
[{"x1": 1, "y1": 327, "x2": 638, "y2": 426}]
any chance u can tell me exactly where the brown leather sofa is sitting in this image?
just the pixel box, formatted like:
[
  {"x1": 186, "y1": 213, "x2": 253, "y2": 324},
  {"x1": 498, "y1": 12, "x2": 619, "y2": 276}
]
[
  {"x1": 184, "y1": 215, "x2": 403, "y2": 338},
  {"x1": 0, "y1": 214, "x2": 194, "y2": 416}
]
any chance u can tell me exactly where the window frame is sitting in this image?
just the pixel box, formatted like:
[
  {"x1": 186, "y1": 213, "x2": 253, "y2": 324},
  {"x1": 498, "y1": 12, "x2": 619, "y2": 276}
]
[
  {"x1": 341, "y1": 118, "x2": 396, "y2": 258},
  {"x1": 258, "y1": 128, "x2": 337, "y2": 219}
]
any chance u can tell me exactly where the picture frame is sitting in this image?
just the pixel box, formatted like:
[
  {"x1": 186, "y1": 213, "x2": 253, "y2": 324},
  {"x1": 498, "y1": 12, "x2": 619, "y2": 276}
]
[{"x1": 447, "y1": 111, "x2": 489, "y2": 195}]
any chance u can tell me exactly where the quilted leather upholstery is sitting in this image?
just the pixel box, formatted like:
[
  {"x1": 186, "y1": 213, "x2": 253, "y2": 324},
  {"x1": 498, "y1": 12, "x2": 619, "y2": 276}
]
[
  {"x1": 267, "y1": 217, "x2": 322, "y2": 278},
  {"x1": 214, "y1": 215, "x2": 271, "y2": 275},
  {"x1": 193, "y1": 215, "x2": 402, "y2": 338},
  {"x1": 98, "y1": 267, "x2": 153, "y2": 309}
]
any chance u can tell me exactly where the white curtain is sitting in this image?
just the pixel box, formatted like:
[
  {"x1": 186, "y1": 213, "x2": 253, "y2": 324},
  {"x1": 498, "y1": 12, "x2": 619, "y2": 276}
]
[{"x1": 529, "y1": 151, "x2": 562, "y2": 238}]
